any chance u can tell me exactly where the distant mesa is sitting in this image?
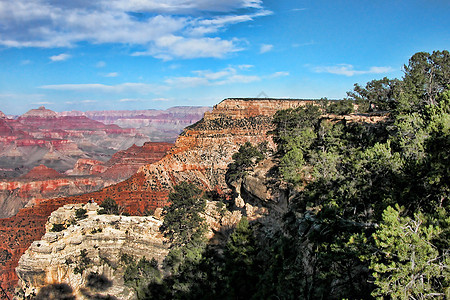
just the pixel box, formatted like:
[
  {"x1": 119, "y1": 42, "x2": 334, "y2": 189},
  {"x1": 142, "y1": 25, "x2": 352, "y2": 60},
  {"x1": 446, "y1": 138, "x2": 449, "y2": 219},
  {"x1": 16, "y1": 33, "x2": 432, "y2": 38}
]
[
  {"x1": 20, "y1": 165, "x2": 64, "y2": 180},
  {"x1": 21, "y1": 106, "x2": 58, "y2": 118},
  {"x1": 0, "y1": 111, "x2": 6, "y2": 119}
]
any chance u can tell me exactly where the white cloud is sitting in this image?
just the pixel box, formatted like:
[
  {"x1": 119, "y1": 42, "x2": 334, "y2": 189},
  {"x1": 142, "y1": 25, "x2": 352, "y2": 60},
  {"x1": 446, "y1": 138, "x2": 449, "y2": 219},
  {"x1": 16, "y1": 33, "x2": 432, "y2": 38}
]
[
  {"x1": 32, "y1": 101, "x2": 54, "y2": 105},
  {"x1": 0, "y1": 93, "x2": 45, "y2": 101},
  {"x1": 0, "y1": 0, "x2": 270, "y2": 60},
  {"x1": 165, "y1": 76, "x2": 210, "y2": 87},
  {"x1": 166, "y1": 65, "x2": 263, "y2": 87},
  {"x1": 238, "y1": 64, "x2": 254, "y2": 70},
  {"x1": 49, "y1": 53, "x2": 71, "y2": 62},
  {"x1": 81, "y1": 100, "x2": 97, "y2": 103},
  {"x1": 260, "y1": 44, "x2": 273, "y2": 54},
  {"x1": 314, "y1": 64, "x2": 394, "y2": 76},
  {"x1": 134, "y1": 36, "x2": 244, "y2": 60},
  {"x1": 268, "y1": 71, "x2": 290, "y2": 78},
  {"x1": 292, "y1": 40, "x2": 315, "y2": 47},
  {"x1": 291, "y1": 8, "x2": 307, "y2": 12},
  {"x1": 39, "y1": 65, "x2": 287, "y2": 95},
  {"x1": 105, "y1": 72, "x2": 119, "y2": 77}
]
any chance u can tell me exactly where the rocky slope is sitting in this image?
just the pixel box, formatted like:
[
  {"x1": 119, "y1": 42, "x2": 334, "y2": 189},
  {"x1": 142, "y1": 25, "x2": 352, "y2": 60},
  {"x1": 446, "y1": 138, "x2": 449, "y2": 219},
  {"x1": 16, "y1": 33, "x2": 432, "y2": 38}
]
[
  {"x1": 60, "y1": 106, "x2": 212, "y2": 142},
  {"x1": 0, "y1": 106, "x2": 150, "y2": 178},
  {"x1": 14, "y1": 200, "x2": 243, "y2": 299},
  {"x1": 137, "y1": 98, "x2": 315, "y2": 191},
  {"x1": 70, "y1": 142, "x2": 174, "y2": 180},
  {"x1": 0, "y1": 142, "x2": 173, "y2": 219},
  {"x1": 0, "y1": 168, "x2": 112, "y2": 219},
  {"x1": 15, "y1": 203, "x2": 168, "y2": 299}
]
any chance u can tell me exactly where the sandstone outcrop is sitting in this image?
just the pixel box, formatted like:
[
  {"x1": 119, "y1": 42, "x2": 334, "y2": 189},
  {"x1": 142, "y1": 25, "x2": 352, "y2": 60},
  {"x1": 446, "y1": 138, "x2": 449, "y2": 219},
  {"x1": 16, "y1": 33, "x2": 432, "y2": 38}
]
[
  {"x1": 138, "y1": 98, "x2": 315, "y2": 191},
  {"x1": 0, "y1": 173, "x2": 171, "y2": 298},
  {"x1": 15, "y1": 203, "x2": 168, "y2": 299}
]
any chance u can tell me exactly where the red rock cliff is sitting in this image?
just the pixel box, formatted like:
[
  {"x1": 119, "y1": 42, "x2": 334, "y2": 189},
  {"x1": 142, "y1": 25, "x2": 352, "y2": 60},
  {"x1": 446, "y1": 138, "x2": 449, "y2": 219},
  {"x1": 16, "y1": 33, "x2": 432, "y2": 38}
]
[
  {"x1": 138, "y1": 98, "x2": 314, "y2": 191},
  {"x1": 0, "y1": 98, "x2": 312, "y2": 298}
]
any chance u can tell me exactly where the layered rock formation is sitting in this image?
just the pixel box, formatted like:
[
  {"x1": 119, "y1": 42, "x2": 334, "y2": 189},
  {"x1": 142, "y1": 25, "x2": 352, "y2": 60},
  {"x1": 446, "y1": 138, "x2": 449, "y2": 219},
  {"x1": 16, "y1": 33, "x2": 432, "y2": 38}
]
[
  {"x1": 16, "y1": 203, "x2": 168, "y2": 299},
  {"x1": 0, "y1": 106, "x2": 150, "y2": 178},
  {"x1": 70, "y1": 142, "x2": 174, "y2": 180},
  {"x1": 0, "y1": 98, "x2": 315, "y2": 298},
  {"x1": 138, "y1": 98, "x2": 315, "y2": 191},
  {"x1": 60, "y1": 106, "x2": 212, "y2": 142},
  {"x1": 0, "y1": 170, "x2": 112, "y2": 219},
  {"x1": 0, "y1": 172, "x2": 170, "y2": 298},
  {"x1": 0, "y1": 142, "x2": 173, "y2": 219}
]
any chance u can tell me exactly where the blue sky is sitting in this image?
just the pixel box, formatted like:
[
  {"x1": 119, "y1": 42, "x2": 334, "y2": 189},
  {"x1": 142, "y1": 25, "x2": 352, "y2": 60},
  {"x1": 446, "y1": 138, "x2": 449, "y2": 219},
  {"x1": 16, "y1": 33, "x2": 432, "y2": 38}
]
[{"x1": 0, "y1": 0, "x2": 448, "y2": 115}]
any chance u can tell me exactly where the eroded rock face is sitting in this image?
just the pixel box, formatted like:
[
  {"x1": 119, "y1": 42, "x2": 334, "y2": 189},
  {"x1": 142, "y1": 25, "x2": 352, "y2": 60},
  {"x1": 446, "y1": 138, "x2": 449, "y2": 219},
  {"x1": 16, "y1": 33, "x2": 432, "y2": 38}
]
[
  {"x1": 0, "y1": 142, "x2": 173, "y2": 219},
  {"x1": 0, "y1": 176, "x2": 113, "y2": 219},
  {"x1": 137, "y1": 98, "x2": 314, "y2": 192},
  {"x1": 70, "y1": 142, "x2": 174, "y2": 180},
  {"x1": 15, "y1": 203, "x2": 168, "y2": 299},
  {"x1": 0, "y1": 106, "x2": 150, "y2": 178}
]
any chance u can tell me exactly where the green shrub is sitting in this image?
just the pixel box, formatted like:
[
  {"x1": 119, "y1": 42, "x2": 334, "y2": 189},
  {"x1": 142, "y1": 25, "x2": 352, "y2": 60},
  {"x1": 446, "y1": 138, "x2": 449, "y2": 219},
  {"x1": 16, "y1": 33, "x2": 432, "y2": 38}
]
[
  {"x1": 75, "y1": 208, "x2": 87, "y2": 220},
  {"x1": 50, "y1": 223, "x2": 65, "y2": 232},
  {"x1": 97, "y1": 197, "x2": 122, "y2": 215}
]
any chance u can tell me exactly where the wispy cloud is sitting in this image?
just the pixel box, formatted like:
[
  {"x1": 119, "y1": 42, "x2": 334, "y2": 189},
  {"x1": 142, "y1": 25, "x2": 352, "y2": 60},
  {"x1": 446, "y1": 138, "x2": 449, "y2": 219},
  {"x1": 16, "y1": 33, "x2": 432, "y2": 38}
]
[
  {"x1": 313, "y1": 64, "x2": 394, "y2": 76},
  {"x1": 292, "y1": 40, "x2": 315, "y2": 47},
  {"x1": 49, "y1": 53, "x2": 71, "y2": 62},
  {"x1": 166, "y1": 65, "x2": 286, "y2": 88},
  {"x1": 260, "y1": 44, "x2": 273, "y2": 54},
  {"x1": 39, "y1": 65, "x2": 288, "y2": 95},
  {"x1": 133, "y1": 36, "x2": 244, "y2": 60},
  {"x1": 104, "y1": 72, "x2": 119, "y2": 77},
  {"x1": 0, "y1": 0, "x2": 270, "y2": 60},
  {"x1": 119, "y1": 98, "x2": 143, "y2": 102},
  {"x1": 238, "y1": 64, "x2": 254, "y2": 70},
  {"x1": 32, "y1": 101, "x2": 54, "y2": 105},
  {"x1": 267, "y1": 71, "x2": 290, "y2": 78},
  {"x1": 96, "y1": 61, "x2": 106, "y2": 68}
]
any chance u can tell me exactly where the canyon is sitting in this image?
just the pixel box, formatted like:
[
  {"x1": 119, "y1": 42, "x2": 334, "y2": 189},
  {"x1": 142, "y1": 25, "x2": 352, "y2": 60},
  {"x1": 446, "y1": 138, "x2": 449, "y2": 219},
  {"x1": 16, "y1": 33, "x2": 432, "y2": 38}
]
[
  {"x1": 1, "y1": 98, "x2": 380, "y2": 298},
  {"x1": 60, "y1": 106, "x2": 212, "y2": 143},
  {"x1": 0, "y1": 142, "x2": 173, "y2": 219},
  {"x1": 1, "y1": 98, "x2": 317, "y2": 298},
  {"x1": 0, "y1": 106, "x2": 150, "y2": 178}
]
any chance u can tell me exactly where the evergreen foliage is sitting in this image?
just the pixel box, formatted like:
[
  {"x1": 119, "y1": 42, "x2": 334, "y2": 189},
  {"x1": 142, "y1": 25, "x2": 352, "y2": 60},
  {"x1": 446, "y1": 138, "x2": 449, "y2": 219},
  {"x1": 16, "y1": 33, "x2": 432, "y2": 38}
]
[
  {"x1": 128, "y1": 50, "x2": 449, "y2": 299},
  {"x1": 226, "y1": 141, "x2": 265, "y2": 182},
  {"x1": 97, "y1": 197, "x2": 122, "y2": 215},
  {"x1": 75, "y1": 208, "x2": 87, "y2": 220}
]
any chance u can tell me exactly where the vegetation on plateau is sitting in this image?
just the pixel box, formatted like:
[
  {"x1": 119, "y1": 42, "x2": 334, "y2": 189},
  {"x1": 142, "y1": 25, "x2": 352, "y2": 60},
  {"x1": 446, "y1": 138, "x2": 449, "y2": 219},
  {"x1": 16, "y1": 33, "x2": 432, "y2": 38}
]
[
  {"x1": 126, "y1": 50, "x2": 450, "y2": 299},
  {"x1": 97, "y1": 197, "x2": 124, "y2": 215}
]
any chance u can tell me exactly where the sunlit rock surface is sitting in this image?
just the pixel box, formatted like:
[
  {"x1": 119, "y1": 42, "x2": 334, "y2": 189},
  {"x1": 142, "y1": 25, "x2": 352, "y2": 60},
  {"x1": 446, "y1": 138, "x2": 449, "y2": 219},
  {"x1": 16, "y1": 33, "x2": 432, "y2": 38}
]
[{"x1": 15, "y1": 203, "x2": 168, "y2": 299}]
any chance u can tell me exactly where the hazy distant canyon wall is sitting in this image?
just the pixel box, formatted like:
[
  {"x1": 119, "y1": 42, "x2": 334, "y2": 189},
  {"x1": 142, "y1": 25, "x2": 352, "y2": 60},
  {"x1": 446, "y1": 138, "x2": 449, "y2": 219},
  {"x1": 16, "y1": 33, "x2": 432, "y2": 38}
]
[{"x1": 60, "y1": 106, "x2": 212, "y2": 142}]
